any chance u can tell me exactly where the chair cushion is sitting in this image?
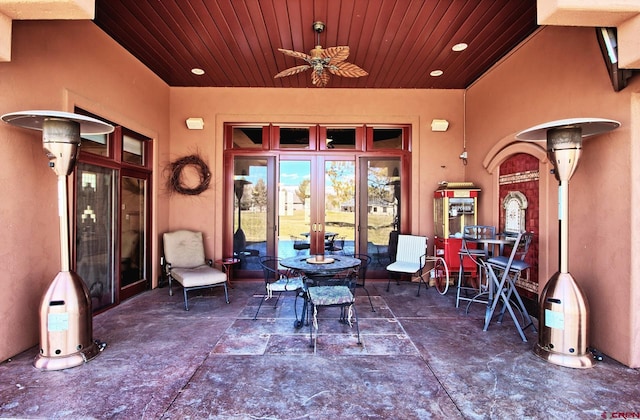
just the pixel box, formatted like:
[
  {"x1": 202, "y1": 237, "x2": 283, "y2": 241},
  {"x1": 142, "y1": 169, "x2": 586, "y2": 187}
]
[
  {"x1": 308, "y1": 286, "x2": 354, "y2": 306},
  {"x1": 170, "y1": 265, "x2": 227, "y2": 288},
  {"x1": 267, "y1": 277, "x2": 305, "y2": 292},
  {"x1": 163, "y1": 230, "x2": 206, "y2": 268},
  {"x1": 394, "y1": 235, "x2": 427, "y2": 265},
  {"x1": 487, "y1": 256, "x2": 530, "y2": 271},
  {"x1": 386, "y1": 261, "x2": 421, "y2": 274}
]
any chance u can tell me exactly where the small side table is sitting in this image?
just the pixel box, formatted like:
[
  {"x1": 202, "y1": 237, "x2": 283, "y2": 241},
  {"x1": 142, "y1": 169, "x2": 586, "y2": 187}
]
[{"x1": 216, "y1": 257, "x2": 240, "y2": 288}]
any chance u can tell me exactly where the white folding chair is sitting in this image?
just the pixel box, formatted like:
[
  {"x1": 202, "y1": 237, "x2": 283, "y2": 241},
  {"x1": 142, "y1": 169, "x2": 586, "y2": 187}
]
[{"x1": 385, "y1": 234, "x2": 429, "y2": 296}]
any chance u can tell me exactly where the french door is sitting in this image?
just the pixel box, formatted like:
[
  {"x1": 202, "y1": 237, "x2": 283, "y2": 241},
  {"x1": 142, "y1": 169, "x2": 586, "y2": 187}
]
[
  {"x1": 230, "y1": 154, "x2": 403, "y2": 276},
  {"x1": 227, "y1": 123, "x2": 409, "y2": 277},
  {"x1": 278, "y1": 156, "x2": 356, "y2": 258}
]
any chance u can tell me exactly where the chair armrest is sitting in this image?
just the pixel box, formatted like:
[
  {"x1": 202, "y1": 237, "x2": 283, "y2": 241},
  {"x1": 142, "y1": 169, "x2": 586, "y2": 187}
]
[
  {"x1": 163, "y1": 260, "x2": 173, "y2": 276},
  {"x1": 419, "y1": 253, "x2": 428, "y2": 268}
]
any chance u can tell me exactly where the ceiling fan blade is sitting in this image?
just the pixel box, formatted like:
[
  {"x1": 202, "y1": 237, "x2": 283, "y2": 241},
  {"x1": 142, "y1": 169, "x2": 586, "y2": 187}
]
[
  {"x1": 328, "y1": 61, "x2": 369, "y2": 78},
  {"x1": 274, "y1": 64, "x2": 311, "y2": 79},
  {"x1": 322, "y1": 46, "x2": 350, "y2": 63},
  {"x1": 311, "y1": 70, "x2": 330, "y2": 87},
  {"x1": 278, "y1": 48, "x2": 311, "y2": 61}
]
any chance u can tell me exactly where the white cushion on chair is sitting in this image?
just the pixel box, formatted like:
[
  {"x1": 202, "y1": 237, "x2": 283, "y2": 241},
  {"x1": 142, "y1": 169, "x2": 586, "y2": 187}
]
[
  {"x1": 163, "y1": 230, "x2": 207, "y2": 268},
  {"x1": 386, "y1": 260, "x2": 421, "y2": 274},
  {"x1": 170, "y1": 265, "x2": 227, "y2": 288}
]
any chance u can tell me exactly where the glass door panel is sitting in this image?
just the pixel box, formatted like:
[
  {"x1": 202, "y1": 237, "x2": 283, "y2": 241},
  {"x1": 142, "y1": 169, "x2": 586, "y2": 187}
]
[
  {"x1": 277, "y1": 158, "x2": 355, "y2": 258},
  {"x1": 360, "y1": 158, "x2": 402, "y2": 269},
  {"x1": 323, "y1": 159, "x2": 356, "y2": 255},
  {"x1": 233, "y1": 157, "x2": 271, "y2": 270},
  {"x1": 75, "y1": 163, "x2": 117, "y2": 312},
  {"x1": 120, "y1": 174, "x2": 148, "y2": 300},
  {"x1": 277, "y1": 160, "x2": 312, "y2": 258}
]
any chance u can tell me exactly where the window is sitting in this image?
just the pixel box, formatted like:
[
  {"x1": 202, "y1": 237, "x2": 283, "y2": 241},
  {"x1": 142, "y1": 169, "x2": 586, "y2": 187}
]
[
  {"x1": 232, "y1": 126, "x2": 264, "y2": 149},
  {"x1": 370, "y1": 127, "x2": 404, "y2": 150},
  {"x1": 74, "y1": 107, "x2": 152, "y2": 310},
  {"x1": 80, "y1": 132, "x2": 110, "y2": 157},
  {"x1": 122, "y1": 132, "x2": 145, "y2": 166}
]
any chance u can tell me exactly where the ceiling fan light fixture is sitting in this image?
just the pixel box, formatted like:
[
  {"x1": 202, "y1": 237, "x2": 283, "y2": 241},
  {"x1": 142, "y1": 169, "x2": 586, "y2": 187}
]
[
  {"x1": 274, "y1": 21, "x2": 368, "y2": 87},
  {"x1": 430, "y1": 70, "x2": 443, "y2": 77}
]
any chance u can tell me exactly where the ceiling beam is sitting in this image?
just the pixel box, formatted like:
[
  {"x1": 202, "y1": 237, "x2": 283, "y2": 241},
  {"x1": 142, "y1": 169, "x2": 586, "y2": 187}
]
[
  {"x1": 537, "y1": 0, "x2": 640, "y2": 69},
  {"x1": 538, "y1": 0, "x2": 640, "y2": 27},
  {"x1": 0, "y1": 0, "x2": 95, "y2": 62},
  {"x1": 618, "y1": 14, "x2": 640, "y2": 68},
  {"x1": 0, "y1": 12, "x2": 10, "y2": 61}
]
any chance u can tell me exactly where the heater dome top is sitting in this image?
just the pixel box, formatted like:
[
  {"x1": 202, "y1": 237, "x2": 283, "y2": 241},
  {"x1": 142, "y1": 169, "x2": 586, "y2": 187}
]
[
  {"x1": 515, "y1": 118, "x2": 620, "y2": 142},
  {"x1": 1, "y1": 110, "x2": 114, "y2": 135}
]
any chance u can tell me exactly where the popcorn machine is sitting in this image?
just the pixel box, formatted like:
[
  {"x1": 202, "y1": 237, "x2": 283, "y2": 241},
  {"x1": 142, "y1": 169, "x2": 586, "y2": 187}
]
[{"x1": 433, "y1": 183, "x2": 480, "y2": 274}]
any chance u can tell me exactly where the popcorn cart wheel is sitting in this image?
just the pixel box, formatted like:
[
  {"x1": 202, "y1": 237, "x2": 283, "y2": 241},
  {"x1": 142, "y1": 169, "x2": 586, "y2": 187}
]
[{"x1": 429, "y1": 245, "x2": 450, "y2": 295}]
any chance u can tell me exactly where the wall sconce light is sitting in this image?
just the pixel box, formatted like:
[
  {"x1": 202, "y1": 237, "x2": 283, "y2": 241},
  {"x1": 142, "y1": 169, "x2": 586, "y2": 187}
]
[
  {"x1": 431, "y1": 119, "x2": 449, "y2": 132},
  {"x1": 186, "y1": 117, "x2": 204, "y2": 130}
]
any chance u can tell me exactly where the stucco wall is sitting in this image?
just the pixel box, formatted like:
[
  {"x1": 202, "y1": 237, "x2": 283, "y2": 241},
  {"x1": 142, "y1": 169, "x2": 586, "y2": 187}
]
[
  {"x1": 0, "y1": 20, "x2": 170, "y2": 362},
  {"x1": 168, "y1": 88, "x2": 466, "y2": 258},
  {"x1": 467, "y1": 25, "x2": 640, "y2": 367}
]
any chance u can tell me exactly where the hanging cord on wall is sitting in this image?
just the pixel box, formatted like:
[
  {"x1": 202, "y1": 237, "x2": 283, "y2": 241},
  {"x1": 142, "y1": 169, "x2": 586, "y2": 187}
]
[{"x1": 460, "y1": 92, "x2": 468, "y2": 165}]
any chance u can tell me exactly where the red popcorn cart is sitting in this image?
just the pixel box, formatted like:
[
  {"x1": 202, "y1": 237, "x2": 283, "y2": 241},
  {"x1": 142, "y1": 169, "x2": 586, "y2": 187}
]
[{"x1": 433, "y1": 183, "x2": 480, "y2": 275}]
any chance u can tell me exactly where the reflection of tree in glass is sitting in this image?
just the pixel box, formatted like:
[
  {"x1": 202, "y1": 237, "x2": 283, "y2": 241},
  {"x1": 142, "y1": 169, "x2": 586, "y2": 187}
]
[
  {"x1": 239, "y1": 185, "x2": 253, "y2": 210},
  {"x1": 326, "y1": 162, "x2": 355, "y2": 208},
  {"x1": 368, "y1": 166, "x2": 395, "y2": 205},
  {"x1": 296, "y1": 178, "x2": 310, "y2": 205},
  {"x1": 251, "y1": 178, "x2": 267, "y2": 211}
]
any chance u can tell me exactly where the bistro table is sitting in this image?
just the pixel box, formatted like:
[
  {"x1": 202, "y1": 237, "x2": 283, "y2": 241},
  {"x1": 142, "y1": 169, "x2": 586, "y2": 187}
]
[
  {"x1": 280, "y1": 255, "x2": 362, "y2": 327},
  {"x1": 459, "y1": 235, "x2": 517, "y2": 329}
]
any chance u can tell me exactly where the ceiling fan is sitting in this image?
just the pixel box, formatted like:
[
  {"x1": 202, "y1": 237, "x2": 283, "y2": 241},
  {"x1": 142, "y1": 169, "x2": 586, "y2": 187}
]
[{"x1": 274, "y1": 21, "x2": 368, "y2": 87}]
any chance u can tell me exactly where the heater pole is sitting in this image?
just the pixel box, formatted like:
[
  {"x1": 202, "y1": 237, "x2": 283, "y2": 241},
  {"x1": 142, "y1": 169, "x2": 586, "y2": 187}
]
[
  {"x1": 57, "y1": 175, "x2": 70, "y2": 272},
  {"x1": 558, "y1": 180, "x2": 569, "y2": 274}
]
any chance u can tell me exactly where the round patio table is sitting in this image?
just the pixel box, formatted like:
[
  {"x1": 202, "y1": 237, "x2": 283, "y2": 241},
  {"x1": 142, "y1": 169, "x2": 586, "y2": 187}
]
[{"x1": 280, "y1": 255, "x2": 362, "y2": 327}]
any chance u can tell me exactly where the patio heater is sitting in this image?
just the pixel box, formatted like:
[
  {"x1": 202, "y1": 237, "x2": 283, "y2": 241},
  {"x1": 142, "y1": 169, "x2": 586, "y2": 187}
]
[
  {"x1": 233, "y1": 175, "x2": 252, "y2": 254},
  {"x1": 516, "y1": 118, "x2": 620, "y2": 369},
  {"x1": 1, "y1": 110, "x2": 113, "y2": 370}
]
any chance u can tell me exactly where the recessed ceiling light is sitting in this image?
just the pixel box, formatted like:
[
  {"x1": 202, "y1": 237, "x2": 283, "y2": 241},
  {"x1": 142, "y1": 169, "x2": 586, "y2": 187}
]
[
  {"x1": 191, "y1": 68, "x2": 205, "y2": 75},
  {"x1": 452, "y1": 43, "x2": 468, "y2": 52},
  {"x1": 430, "y1": 70, "x2": 443, "y2": 77}
]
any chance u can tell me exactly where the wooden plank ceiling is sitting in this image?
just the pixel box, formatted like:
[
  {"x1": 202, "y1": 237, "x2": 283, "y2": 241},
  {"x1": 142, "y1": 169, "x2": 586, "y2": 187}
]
[{"x1": 94, "y1": 0, "x2": 538, "y2": 89}]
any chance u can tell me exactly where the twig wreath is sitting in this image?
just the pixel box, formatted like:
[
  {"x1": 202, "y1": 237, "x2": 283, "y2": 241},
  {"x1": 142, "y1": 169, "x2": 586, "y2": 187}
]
[{"x1": 166, "y1": 154, "x2": 211, "y2": 195}]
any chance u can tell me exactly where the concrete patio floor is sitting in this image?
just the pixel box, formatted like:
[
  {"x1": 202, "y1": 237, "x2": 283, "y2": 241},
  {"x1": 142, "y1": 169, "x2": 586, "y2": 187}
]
[{"x1": 0, "y1": 279, "x2": 638, "y2": 419}]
